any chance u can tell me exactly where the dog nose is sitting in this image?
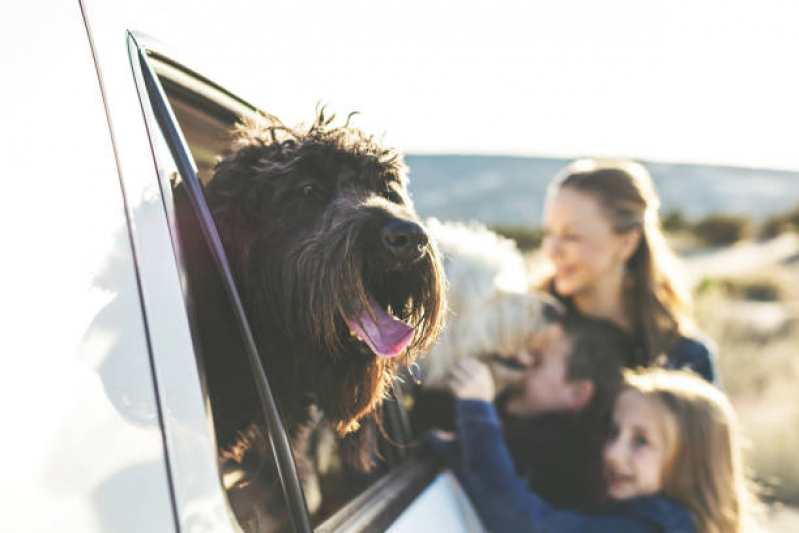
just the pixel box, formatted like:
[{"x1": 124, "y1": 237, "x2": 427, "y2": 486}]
[{"x1": 382, "y1": 220, "x2": 428, "y2": 260}]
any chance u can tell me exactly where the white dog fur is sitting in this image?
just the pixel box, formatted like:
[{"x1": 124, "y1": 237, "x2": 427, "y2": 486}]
[{"x1": 421, "y1": 218, "x2": 555, "y2": 387}]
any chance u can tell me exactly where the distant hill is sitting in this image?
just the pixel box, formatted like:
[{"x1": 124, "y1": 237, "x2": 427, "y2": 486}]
[{"x1": 405, "y1": 155, "x2": 799, "y2": 226}]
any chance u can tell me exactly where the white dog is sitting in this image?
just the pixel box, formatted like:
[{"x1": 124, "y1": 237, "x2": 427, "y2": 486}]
[{"x1": 421, "y1": 218, "x2": 556, "y2": 388}]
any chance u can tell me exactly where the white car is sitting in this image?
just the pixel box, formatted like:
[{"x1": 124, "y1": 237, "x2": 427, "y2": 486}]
[{"x1": 1, "y1": 1, "x2": 481, "y2": 531}]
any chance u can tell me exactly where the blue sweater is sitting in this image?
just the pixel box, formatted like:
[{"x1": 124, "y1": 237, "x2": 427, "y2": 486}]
[{"x1": 431, "y1": 400, "x2": 695, "y2": 533}]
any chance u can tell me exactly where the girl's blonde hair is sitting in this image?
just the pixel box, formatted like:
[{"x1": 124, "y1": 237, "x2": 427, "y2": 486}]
[
  {"x1": 623, "y1": 368, "x2": 757, "y2": 533},
  {"x1": 544, "y1": 158, "x2": 692, "y2": 366}
]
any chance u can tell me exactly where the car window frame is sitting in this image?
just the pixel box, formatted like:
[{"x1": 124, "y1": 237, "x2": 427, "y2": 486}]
[{"x1": 130, "y1": 34, "x2": 313, "y2": 533}]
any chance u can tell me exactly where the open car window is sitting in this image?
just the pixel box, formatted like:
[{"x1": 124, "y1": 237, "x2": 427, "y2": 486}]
[{"x1": 128, "y1": 35, "x2": 445, "y2": 532}]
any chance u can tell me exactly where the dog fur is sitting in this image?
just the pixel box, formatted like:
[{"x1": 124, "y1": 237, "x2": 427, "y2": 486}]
[
  {"x1": 175, "y1": 110, "x2": 445, "y2": 530},
  {"x1": 420, "y1": 219, "x2": 555, "y2": 389}
]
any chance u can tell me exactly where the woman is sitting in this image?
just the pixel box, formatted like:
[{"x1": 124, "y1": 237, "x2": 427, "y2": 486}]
[{"x1": 538, "y1": 158, "x2": 717, "y2": 383}]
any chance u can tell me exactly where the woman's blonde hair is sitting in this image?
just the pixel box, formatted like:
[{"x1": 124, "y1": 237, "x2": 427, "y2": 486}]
[
  {"x1": 623, "y1": 368, "x2": 758, "y2": 533},
  {"x1": 545, "y1": 158, "x2": 692, "y2": 366}
]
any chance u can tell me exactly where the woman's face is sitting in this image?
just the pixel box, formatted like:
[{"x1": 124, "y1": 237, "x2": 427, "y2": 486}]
[{"x1": 542, "y1": 187, "x2": 634, "y2": 298}]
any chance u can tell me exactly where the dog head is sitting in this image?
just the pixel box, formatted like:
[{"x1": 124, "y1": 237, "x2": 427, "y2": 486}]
[
  {"x1": 206, "y1": 110, "x2": 445, "y2": 435},
  {"x1": 422, "y1": 219, "x2": 557, "y2": 389}
]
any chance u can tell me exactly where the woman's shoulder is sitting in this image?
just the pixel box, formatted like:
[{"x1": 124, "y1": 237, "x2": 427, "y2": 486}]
[
  {"x1": 669, "y1": 334, "x2": 715, "y2": 358},
  {"x1": 664, "y1": 332, "x2": 719, "y2": 384}
]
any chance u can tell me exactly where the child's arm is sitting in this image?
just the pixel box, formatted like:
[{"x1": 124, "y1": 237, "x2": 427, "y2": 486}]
[{"x1": 441, "y1": 359, "x2": 690, "y2": 533}]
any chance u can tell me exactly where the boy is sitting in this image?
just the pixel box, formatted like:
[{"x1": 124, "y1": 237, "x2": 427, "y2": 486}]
[{"x1": 416, "y1": 312, "x2": 632, "y2": 509}]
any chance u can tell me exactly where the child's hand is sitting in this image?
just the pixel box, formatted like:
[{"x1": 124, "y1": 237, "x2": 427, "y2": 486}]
[{"x1": 446, "y1": 358, "x2": 495, "y2": 402}]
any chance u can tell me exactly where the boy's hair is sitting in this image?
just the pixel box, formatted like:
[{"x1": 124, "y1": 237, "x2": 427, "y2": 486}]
[
  {"x1": 557, "y1": 312, "x2": 631, "y2": 419},
  {"x1": 622, "y1": 368, "x2": 758, "y2": 533}
]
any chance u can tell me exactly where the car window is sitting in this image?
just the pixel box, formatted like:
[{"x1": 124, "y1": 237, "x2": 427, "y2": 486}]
[{"x1": 132, "y1": 43, "x2": 442, "y2": 532}]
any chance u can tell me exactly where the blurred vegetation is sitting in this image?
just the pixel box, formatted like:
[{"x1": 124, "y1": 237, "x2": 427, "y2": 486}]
[
  {"x1": 660, "y1": 206, "x2": 799, "y2": 507},
  {"x1": 696, "y1": 275, "x2": 783, "y2": 302},
  {"x1": 491, "y1": 225, "x2": 544, "y2": 251},
  {"x1": 691, "y1": 213, "x2": 751, "y2": 246},
  {"x1": 695, "y1": 279, "x2": 799, "y2": 504},
  {"x1": 492, "y1": 205, "x2": 799, "y2": 252},
  {"x1": 661, "y1": 208, "x2": 689, "y2": 232},
  {"x1": 662, "y1": 205, "x2": 799, "y2": 246},
  {"x1": 759, "y1": 206, "x2": 799, "y2": 240}
]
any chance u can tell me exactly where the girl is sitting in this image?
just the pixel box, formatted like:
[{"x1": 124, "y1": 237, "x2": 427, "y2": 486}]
[
  {"x1": 433, "y1": 360, "x2": 754, "y2": 532},
  {"x1": 538, "y1": 158, "x2": 717, "y2": 382}
]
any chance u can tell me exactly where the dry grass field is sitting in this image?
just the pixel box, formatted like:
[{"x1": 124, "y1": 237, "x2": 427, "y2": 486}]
[
  {"x1": 683, "y1": 234, "x2": 799, "y2": 531},
  {"x1": 686, "y1": 235, "x2": 799, "y2": 506}
]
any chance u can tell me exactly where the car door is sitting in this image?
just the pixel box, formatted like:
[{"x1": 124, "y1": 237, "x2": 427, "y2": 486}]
[{"x1": 0, "y1": 2, "x2": 178, "y2": 532}]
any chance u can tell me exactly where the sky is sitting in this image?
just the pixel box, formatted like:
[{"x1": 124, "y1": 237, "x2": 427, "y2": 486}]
[
  {"x1": 8, "y1": 0, "x2": 799, "y2": 169},
  {"x1": 150, "y1": 0, "x2": 799, "y2": 171}
]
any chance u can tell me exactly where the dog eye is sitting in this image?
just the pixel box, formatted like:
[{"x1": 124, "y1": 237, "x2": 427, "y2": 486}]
[{"x1": 301, "y1": 184, "x2": 318, "y2": 196}]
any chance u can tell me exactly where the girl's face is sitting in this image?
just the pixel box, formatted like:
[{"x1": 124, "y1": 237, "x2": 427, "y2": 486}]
[
  {"x1": 542, "y1": 187, "x2": 633, "y2": 298},
  {"x1": 603, "y1": 390, "x2": 674, "y2": 501}
]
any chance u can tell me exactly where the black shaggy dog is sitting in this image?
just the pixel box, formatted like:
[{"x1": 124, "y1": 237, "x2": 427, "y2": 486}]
[{"x1": 175, "y1": 110, "x2": 445, "y2": 531}]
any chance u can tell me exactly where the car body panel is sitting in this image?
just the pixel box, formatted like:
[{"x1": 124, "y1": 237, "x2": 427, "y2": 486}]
[
  {"x1": 0, "y1": 1, "x2": 175, "y2": 531},
  {"x1": 388, "y1": 472, "x2": 483, "y2": 532},
  {"x1": 80, "y1": 0, "x2": 238, "y2": 530}
]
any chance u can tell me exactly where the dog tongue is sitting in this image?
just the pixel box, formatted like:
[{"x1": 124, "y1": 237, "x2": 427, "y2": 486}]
[{"x1": 346, "y1": 296, "x2": 414, "y2": 358}]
